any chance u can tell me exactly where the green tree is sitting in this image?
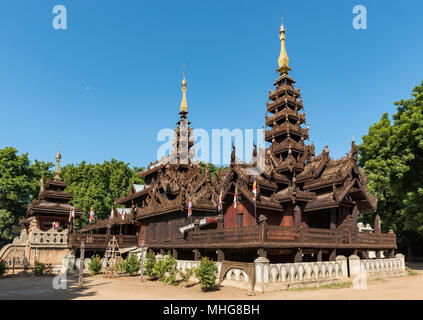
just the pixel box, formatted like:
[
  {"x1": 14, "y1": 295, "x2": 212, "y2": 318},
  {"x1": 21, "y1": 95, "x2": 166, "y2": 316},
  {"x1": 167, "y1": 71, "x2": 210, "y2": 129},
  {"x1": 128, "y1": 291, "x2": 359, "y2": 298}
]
[
  {"x1": 0, "y1": 210, "x2": 14, "y2": 248},
  {"x1": 359, "y1": 81, "x2": 423, "y2": 247},
  {"x1": 61, "y1": 160, "x2": 143, "y2": 228}
]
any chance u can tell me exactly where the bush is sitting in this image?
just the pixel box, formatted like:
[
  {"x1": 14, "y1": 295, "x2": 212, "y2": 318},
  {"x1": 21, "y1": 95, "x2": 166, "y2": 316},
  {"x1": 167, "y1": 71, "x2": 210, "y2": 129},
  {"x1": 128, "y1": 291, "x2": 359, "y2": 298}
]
[
  {"x1": 179, "y1": 267, "x2": 195, "y2": 283},
  {"x1": 33, "y1": 261, "x2": 46, "y2": 276},
  {"x1": 195, "y1": 257, "x2": 218, "y2": 291},
  {"x1": 88, "y1": 254, "x2": 102, "y2": 275},
  {"x1": 0, "y1": 260, "x2": 6, "y2": 276},
  {"x1": 124, "y1": 254, "x2": 141, "y2": 276},
  {"x1": 145, "y1": 251, "x2": 157, "y2": 279},
  {"x1": 114, "y1": 257, "x2": 126, "y2": 274},
  {"x1": 150, "y1": 252, "x2": 178, "y2": 285}
]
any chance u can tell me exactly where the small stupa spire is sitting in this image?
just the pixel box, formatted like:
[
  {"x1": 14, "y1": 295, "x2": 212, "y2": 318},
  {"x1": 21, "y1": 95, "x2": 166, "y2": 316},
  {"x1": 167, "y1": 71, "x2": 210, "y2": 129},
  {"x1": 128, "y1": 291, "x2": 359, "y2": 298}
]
[
  {"x1": 277, "y1": 10, "x2": 292, "y2": 75},
  {"x1": 54, "y1": 142, "x2": 62, "y2": 180},
  {"x1": 180, "y1": 64, "x2": 188, "y2": 113}
]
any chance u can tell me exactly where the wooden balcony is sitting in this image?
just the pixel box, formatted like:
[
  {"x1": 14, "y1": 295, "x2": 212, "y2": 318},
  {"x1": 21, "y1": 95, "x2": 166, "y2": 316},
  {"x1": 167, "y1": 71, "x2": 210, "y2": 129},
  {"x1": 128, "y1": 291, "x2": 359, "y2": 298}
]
[
  {"x1": 69, "y1": 233, "x2": 138, "y2": 249},
  {"x1": 147, "y1": 225, "x2": 397, "y2": 250}
]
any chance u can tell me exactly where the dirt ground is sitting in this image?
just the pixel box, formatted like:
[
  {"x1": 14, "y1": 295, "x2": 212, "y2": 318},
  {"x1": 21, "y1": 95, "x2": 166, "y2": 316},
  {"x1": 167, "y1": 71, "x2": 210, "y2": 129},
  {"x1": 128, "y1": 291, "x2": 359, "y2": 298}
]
[{"x1": 1, "y1": 263, "x2": 422, "y2": 300}]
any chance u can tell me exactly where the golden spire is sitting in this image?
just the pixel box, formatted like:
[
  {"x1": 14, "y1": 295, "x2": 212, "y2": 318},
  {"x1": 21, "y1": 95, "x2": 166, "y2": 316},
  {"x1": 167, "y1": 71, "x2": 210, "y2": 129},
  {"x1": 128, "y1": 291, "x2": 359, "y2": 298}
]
[
  {"x1": 277, "y1": 10, "x2": 292, "y2": 75},
  {"x1": 54, "y1": 150, "x2": 62, "y2": 180},
  {"x1": 180, "y1": 64, "x2": 188, "y2": 113}
]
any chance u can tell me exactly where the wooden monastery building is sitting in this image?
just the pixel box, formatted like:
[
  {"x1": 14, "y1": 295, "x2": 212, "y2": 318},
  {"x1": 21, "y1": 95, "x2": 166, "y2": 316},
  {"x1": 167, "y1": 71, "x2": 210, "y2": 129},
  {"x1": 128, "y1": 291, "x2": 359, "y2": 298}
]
[{"x1": 74, "y1": 18, "x2": 397, "y2": 263}]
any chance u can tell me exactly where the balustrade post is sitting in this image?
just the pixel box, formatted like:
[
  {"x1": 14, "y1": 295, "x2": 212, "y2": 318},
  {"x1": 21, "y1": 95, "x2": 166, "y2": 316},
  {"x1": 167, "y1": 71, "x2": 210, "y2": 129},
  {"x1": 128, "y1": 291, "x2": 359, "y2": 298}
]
[
  {"x1": 254, "y1": 256, "x2": 270, "y2": 293},
  {"x1": 217, "y1": 249, "x2": 225, "y2": 262},
  {"x1": 317, "y1": 249, "x2": 323, "y2": 262},
  {"x1": 348, "y1": 254, "x2": 361, "y2": 279}
]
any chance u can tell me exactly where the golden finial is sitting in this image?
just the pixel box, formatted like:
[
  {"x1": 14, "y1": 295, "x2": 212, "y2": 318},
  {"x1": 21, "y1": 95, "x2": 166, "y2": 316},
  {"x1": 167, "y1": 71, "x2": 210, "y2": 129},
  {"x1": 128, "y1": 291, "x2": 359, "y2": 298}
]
[
  {"x1": 180, "y1": 64, "x2": 188, "y2": 113},
  {"x1": 54, "y1": 142, "x2": 62, "y2": 181},
  {"x1": 277, "y1": 10, "x2": 292, "y2": 75}
]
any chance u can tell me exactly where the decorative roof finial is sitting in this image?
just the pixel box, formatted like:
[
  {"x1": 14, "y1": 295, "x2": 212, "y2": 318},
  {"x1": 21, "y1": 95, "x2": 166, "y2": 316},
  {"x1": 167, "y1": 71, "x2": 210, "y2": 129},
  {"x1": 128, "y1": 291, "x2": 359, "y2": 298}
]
[
  {"x1": 54, "y1": 148, "x2": 62, "y2": 181},
  {"x1": 277, "y1": 10, "x2": 292, "y2": 75},
  {"x1": 180, "y1": 63, "x2": 188, "y2": 113}
]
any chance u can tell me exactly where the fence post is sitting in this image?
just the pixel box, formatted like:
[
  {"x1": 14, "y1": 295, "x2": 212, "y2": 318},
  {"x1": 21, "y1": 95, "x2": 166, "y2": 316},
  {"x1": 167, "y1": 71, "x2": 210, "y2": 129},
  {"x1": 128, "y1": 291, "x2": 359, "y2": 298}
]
[
  {"x1": 78, "y1": 241, "x2": 85, "y2": 288},
  {"x1": 140, "y1": 243, "x2": 144, "y2": 282}
]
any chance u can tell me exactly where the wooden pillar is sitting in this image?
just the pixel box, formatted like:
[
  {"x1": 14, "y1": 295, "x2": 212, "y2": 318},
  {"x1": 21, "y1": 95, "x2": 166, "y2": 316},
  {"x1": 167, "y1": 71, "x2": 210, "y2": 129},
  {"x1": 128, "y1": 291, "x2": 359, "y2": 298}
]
[
  {"x1": 217, "y1": 249, "x2": 225, "y2": 262},
  {"x1": 258, "y1": 248, "x2": 267, "y2": 258},
  {"x1": 389, "y1": 249, "x2": 395, "y2": 258},
  {"x1": 374, "y1": 214, "x2": 381, "y2": 234},
  {"x1": 317, "y1": 249, "x2": 323, "y2": 262},
  {"x1": 194, "y1": 220, "x2": 200, "y2": 232},
  {"x1": 330, "y1": 208, "x2": 336, "y2": 230},
  {"x1": 376, "y1": 250, "x2": 382, "y2": 259},
  {"x1": 329, "y1": 249, "x2": 336, "y2": 261},
  {"x1": 364, "y1": 250, "x2": 369, "y2": 260},
  {"x1": 194, "y1": 249, "x2": 201, "y2": 261},
  {"x1": 160, "y1": 249, "x2": 166, "y2": 256},
  {"x1": 172, "y1": 249, "x2": 178, "y2": 260},
  {"x1": 294, "y1": 248, "x2": 303, "y2": 263},
  {"x1": 352, "y1": 249, "x2": 358, "y2": 256},
  {"x1": 352, "y1": 205, "x2": 359, "y2": 229},
  {"x1": 294, "y1": 205, "x2": 301, "y2": 228},
  {"x1": 217, "y1": 214, "x2": 224, "y2": 230}
]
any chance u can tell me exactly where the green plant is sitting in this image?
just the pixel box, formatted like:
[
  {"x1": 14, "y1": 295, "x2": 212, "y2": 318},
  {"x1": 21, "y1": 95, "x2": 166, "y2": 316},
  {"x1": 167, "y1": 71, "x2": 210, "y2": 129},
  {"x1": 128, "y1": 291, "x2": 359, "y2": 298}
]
[
  {"x1": 145, "y1": 252, "x2": 157, "y2": 279},
  {"x1": 179, "y1": 267, "x2": 195, "y2": 283},
  {"x1": 114, "y1": 257, "x2": 125, "y2": 274},
  {"x1": 163, "y1": 253, "x2": 178, "y2": 286},
  {"x1": 195, "y1": 257, "x2": 218, "y2": 291},
  {"x1": 33, "y1": 261, "x2": 46, "y2": 276},
  {"x1": 0, "y1": 260, "x2": 6, "y2": 276},
  {"x1": 124, "y1": 254, "x2": 141, "y2": 276},
  {"x1": 407, "y1": 266, "x2": 418, "y2": 276},
  {"x1": 88, "y1": 254, "x2": 102, "y2": 275}
]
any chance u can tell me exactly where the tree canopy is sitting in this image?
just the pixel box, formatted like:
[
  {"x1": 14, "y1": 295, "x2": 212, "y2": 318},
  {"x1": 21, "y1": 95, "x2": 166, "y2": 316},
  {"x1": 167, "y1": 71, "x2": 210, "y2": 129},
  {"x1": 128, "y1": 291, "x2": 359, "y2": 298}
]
[{"x1": 359, "y1": 80, "x2": 423, "y2": 247}]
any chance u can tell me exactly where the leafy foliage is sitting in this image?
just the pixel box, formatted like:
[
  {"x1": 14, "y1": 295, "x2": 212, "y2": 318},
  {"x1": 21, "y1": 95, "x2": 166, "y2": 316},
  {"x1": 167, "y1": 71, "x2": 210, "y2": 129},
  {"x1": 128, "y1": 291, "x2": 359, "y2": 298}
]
[
  {"x1": 60, "y1": 160, "x2": 143, "y2": 229},
  {"x1": 88, "y1": 254, "x2": 102, "y2": 275},
  {"x1": 33, "y1": 261, "x2": 46, "y2": 276},
  {"x1": 144, "y1": 251, "x2": 157, "y2": 278},
  {"x1": 199, "y1": 162, "x2": 226, "y2": 179},
  {"x1": 194, "y1": 257, "x2": 218, "y2": 291},
  {"x1": 359, "y1": 80, "x2": 423, "y2": 247},
  {"x1": 150, "y1": 252, "x2": 178, "y2": 285},
  {"x1": 0, "y1": 210, "x2": 14, "y2": 248},
  {"x1": 179, "y1": 267, "x2": 195, "y2": 283},
  {"x1": 124, "y1": 254, "x2": 141, "y2": 276}
]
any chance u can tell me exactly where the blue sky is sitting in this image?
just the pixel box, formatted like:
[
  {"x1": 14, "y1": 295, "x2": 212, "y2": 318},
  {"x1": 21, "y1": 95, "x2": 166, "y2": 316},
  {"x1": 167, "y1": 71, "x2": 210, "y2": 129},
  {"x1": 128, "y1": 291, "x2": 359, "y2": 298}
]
[{"x1": 0, "y1": 0, "x2": 422, "y2": 168}]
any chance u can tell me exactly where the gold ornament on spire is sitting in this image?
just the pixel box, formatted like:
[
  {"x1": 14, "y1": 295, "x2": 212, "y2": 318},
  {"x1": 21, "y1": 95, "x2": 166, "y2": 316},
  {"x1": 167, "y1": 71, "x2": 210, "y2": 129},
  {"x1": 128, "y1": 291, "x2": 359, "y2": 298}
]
[
  {"x1": 277, "y1": 10, "x2": 292, "y2": 75},
  {"x1": 180, "y1": 64, "x2": 188, "y2": 113},
  {"x1": 54, "y1": 149, "x2": 62, "y2": 181}
]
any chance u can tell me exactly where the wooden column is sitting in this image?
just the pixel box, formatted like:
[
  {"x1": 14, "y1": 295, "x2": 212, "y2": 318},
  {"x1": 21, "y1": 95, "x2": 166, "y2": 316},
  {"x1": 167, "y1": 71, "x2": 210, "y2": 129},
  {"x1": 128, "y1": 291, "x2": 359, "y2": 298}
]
[
  {"x1": 294, "y1": 248, "x2": 303, "y2": 263},
  {"x1": 194, "y1": 249, "x2": 201, "y2": 261},
  {"x1": 364, "y1": 250, "x2": 369, "y2": 259},
  {"x1": 352, "y1": 205, "x2": 359, "y2": 229},
  {"x1": 389, "y1": 249, "x2": 395, "y2": 258},
  {"x1": 317, "y1": 249, "x2": 323, "y2": 262},
  {"x1": 172, "y1": 249, "x2": 178, "y2": 260},
  {"x1": 217, "y1": 249, "x2": 225, "y2": 262},
  {"x1": 294, "y1": 205, "x2": 301, "y2": 228},
  {"x1": 330, "y1": 208, "x2": 336, "y2": 230},
  {"x1": 329, "y1": 249, "x2": 336, "y2": 261},
  {"x1": 374, "y1": 214, "x2": 381, "y2": 234},
  {"x1": 160, "y1": 249, "x2": 166, "y2": 256},
  {"x1": 258, "y1": 248, "x2": 267, "y2": 258}
]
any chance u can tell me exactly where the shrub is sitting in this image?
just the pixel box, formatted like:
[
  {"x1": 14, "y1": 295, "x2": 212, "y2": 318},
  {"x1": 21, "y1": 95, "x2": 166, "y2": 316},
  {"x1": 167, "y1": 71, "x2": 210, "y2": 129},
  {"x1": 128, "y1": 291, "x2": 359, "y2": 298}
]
[
  {"x1": 179, "y1": 267, "x2": 195, "y2": 283},
  {"x1": 195, "y1": 257, "x2": 218, "y2": 291},
  {"x1": 163, "y1": 253, "x2": 178, "y2": 286},
  {"x1": 114, "y1": 257, "x2": 126, "y2": 274},
  {"x1": 145, "y1": 252, "x2": 157, "y2": 279},
  {"x1": 124, "y1": 254, "x2": 141, "y2": 276},
  {"x1": 33, "y1": 261, "x2": 46, "y2": 276},
  {"x1": 0, "y1": 260, "x2": 6, "y2": 276},
  {"x1": 88, "y1": 254, "x2": 102, "y2": 275}
]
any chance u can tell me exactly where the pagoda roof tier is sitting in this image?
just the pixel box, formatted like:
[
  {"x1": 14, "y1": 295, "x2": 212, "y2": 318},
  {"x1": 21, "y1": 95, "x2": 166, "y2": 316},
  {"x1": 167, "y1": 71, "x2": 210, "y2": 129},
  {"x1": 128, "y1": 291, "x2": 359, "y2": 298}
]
[
  {"x1": 27, "y1": 200, "x2": 82, "y2": 217},
  {"x1": 268, "y1": 79, "x2": 300, "y2": 100},
  {"x1": 267, "y1": 94, "x2": 303, "y2": 114},
  {"x1": 45, "y1": 178, "x2": 68, "y2": 190},
  {"x1": 270, "y1": 138, "x2": 307, "y2": 155},
  {"x1": 265, "y1": 123, "x2": 309, "y2": 141},
  {"x1": 39, "y1": 190, "x2": 73, "y2": 202},
  {"x1": 266, "y1": 108, "x2": 305, "y2": 127}
]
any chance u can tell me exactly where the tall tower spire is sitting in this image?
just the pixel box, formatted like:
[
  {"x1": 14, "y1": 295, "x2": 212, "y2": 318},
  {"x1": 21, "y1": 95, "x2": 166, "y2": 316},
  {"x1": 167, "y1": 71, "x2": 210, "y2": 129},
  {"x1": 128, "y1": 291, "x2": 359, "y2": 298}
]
[
  {"x1": 180, "y1": 64, "x2": 188, "y2": 113},
  {"x1": 277, "y1": 10, "x2": 292, "y2": 75}
]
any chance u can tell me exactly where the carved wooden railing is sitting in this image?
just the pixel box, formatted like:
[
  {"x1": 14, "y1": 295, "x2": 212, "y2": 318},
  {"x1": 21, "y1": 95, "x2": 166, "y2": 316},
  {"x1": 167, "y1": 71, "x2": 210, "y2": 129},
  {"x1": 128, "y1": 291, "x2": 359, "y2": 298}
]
[
  {"x1": 180, "y1": 225, "x2": 397, "y2": 248},
  {"x1": 265, "y1": 122, "x2": 309, "y2": 140},
  {"x1": 69, "y1": 233, "x2": 138, "y2": 248},
  {"x1": 266, "y1": 109, "x2": 305, "y2": 127}
]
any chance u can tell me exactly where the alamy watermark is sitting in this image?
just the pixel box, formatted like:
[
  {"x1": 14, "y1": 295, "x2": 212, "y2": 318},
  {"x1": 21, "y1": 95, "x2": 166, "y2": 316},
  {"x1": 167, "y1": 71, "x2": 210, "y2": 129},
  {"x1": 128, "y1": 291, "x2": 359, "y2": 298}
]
[{"x1": 353, "y1": 5, "x2": 367, "y2": 30}]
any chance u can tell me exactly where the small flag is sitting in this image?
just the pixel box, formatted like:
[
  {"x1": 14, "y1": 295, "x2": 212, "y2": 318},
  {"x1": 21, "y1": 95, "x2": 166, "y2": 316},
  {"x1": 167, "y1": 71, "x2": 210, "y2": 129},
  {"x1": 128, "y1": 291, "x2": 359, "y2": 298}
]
[
  {"x1": 233, "y1": 185, "x2": 238, "y2": 209},
  {"x1": 188, "y1": 198, "x2": 193, "y2": 217},
  {"x1": 218, "y1": 190, "x2": 223, "y2": 212},
  {"x1": 121, "y1": 209, "x2": 126, "y2": 221},
  {"x1": 89, "y1": 207, "x2": 95, "y2": 223},
  {"x1": 69, "y1": 206, "x2": 75, "y2": 223},
  {"x1": 110, "y1": 208, "x2": 115, "y2": 220},
  {"x1": 252, "y1": 176, "x2": 257, "y2": 202}
]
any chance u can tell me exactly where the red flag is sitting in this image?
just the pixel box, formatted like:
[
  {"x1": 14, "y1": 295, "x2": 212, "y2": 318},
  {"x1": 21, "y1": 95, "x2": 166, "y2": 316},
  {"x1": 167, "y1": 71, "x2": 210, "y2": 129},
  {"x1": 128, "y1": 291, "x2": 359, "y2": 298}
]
[{"x1": 233, "y1": 186, "x2": 238, "y2": 209}]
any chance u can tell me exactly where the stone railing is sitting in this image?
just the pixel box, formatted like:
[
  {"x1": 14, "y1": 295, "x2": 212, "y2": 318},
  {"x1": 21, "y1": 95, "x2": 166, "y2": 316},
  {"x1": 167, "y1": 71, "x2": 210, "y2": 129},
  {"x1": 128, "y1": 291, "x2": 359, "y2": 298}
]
[
  {"x1": 254, "y1": 256, "x2": 348, "y2": 292},
  {"x1": 349, "y1": 254, "x2": 406, "y2": 279},
  {"x1": 29, "y1": 227, "x2": 68, "y2": 248}
]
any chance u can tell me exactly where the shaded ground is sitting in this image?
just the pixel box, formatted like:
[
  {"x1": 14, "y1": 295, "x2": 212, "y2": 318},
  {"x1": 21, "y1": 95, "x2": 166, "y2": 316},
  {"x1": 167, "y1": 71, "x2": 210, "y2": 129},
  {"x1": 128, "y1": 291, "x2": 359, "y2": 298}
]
[{"x1": 0, "y1": 264, "x2": 422, "y2": 300}]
